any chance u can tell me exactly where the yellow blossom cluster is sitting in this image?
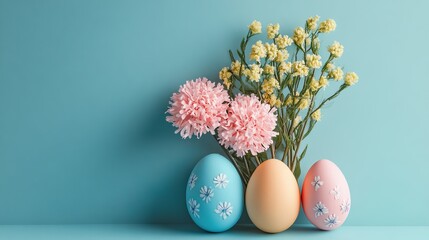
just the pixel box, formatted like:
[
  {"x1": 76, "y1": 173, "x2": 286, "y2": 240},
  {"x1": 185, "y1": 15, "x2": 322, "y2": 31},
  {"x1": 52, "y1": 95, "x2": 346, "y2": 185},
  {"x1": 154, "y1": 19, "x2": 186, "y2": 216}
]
[
  {"x1": 267, "y1": 23, "x2": 280, "y2": 39},
  {"x1": 263, "y1": 93, "x2": 281, "y2": 107},
  {"x1": 264, "y1": 43, "x2": 278, "y2": 61},
  {"x1": 311, "y1": 109, "x2": 321, "y2": 121},
  {"x1": 230, "y1": 61, "x2": 242, "y2": 76},
  {"x1": 250, "y1": 41, "x2": 267, "y2": 62},
  {"x1": 248, "y1": 20, "x2": 262, "y2": 34},
  {"x1": 328, "y1": 41, "x2": 344, "y2": 58},
  {"x1": 219, "y1": 67, "x2": 232, "y2": 89},
  {"x1": 319, "y1": 19, "x2": 336, "y2": 33},
  {"x1": 312, "y1": 38, "x2": 320, "y2": 51},
  {"x1": 319, "y1": 76, "x2": 328, "y2": 88},
  {"x1": 344, "y1": 72, "x2": 359, "y2": 86},
  {"x1": 293, "y1": 27, "x2": 307, "y2": 46},
  {"x1": 261, "y1": 77, "x2": 280, "y2": 94},
  {"x1": 328, "y1": 67, "x2": 344, "y2": 81},
  {"x1": 326, "y1": 63, "x2": 335, "y2": 70},
  {"x1": 285, "y1": 92, "x2": 310, "y2": 110},
  {"x1": 275, "y1": 35, "x2": 293, "y2": 49},
  {"x1": 215, "y1": 18, "x2": 359, "y2": 182},
  {"x1": 306, "y1": 54, "x2": 322, "y2": 69},
  {"x1": 279, "y1": 62, "x2": 292, "y2": 75},
  {"x1": 275, "y1": 49, "x2": 289, "y2": 62},
  {"x1": 306, "y1": 15, "x2": 320, "y2": 30},
  {"x1": 310, "y1": 78, "x2": 321, "y2": 92},
  {"x1": 244, "y1": 64, "x2": 262, "y2": 82},
  {"x1": 292, "y1": 61, "x2": 309, "y2": 77},
  {"x1": 298, "y1": 98, "x2": 310, "y2": 110},
  {"x1": 264, "y1": 65, "x2": 275, "y2": 75}
]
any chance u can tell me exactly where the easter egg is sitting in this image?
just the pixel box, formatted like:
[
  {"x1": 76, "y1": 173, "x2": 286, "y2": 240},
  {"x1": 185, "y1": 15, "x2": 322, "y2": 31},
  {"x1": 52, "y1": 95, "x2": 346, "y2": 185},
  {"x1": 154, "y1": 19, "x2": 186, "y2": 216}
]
[
  {"x1": 185, "y1": 153, "x2": 244, "y2": 232},
  {"x1": 302, "y1": 159, "x2": 351, "y2": 230},
  {"x1": 246, "y1": 159, "x2": 300, "y2": 233}
]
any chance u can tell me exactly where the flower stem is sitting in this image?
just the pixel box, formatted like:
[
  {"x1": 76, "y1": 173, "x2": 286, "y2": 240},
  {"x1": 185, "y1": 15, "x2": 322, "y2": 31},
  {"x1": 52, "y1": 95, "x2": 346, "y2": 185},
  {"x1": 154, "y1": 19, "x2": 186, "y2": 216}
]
[
  {"x1": 255, "y1": 155, "x2": 261, "y2": 165},
  {"x1": 270, "y1": 145, "x2": 276, "y2": 159},
  {"x1": 244, "y1": 156, "x2": 251, "y2": 177},
  {"x1": 212, "y1": 134, "x2": 248, "y2": 184}
]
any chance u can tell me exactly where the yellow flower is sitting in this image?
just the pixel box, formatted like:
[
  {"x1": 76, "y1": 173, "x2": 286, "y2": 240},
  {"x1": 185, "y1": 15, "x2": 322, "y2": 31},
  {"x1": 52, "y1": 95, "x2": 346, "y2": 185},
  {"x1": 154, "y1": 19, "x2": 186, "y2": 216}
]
[
  {"x1": 328, "y1": 67, "x2": 344, "y2": 81},
  {"x1": 262, "y1": 77, "x2": 280, "y2": 94},
  {"x1": 275, "y1": 49, "x2": 289, "y2": 62},
  {"x1": 264, "y1": 93, "x2": 281, "y2": 107},
  {"x1": 293, "y1": 27, "x2": 307, "y2": 46},
  {"x1": 328, "y1": 41, "x2": 344, "y2": 58},
  {"x1": 306, "y1": 15, "x2": 320, "y2": 31},
  {"x1": 319, "y1": 19, "x2": 336, "y2": 33},
  {"x1": 291, "y1": 92, "x2": 300, "y2": 103},
  {"x1": 285, "y1": 95, "x2": 293, "y2": 106},
  {"x1": 344, "y1": 72, "x2": 359, "y2": 86},
  {"x1": 279, "y1": 62, "x2": 292, "y2": 75},
  {"x1": 298, "y1": 98, "x2": 309, "y2": 110},
  {"x1": 311, "y1": 109, "x2": 321, "y2": 121},
  {"x1": 312, "y1": 37, "x2": 320, "y2": 51},
  {"x1": 292, "y1": 61, "x2": 309, "y2": 77},
  {"x1": 219, "y1": 67, "x2": 232, "y2": 89},
  {"x1": 267, "y1": 23, "x2": 280, "y2": 39},
  {"x1": 293, "y1": 115, "x2": 302, "y2": 128},
  {"x1": 275, "y1": 35, "x2": 293, "y2": 49},
  {"x1": 303, "y1": 89, "x2": 311, "y2": 99},
  {"x1": 305, "y1": 37, "x2": 312, "y2": 46},
  {"x1": 326, "y1": 63, "x2": 335, "y2": 70},
  {"x1": 249, "y1": 20, "x2": 262, "y2": 34},
  {"x1": 264, "y1": 43, "x2": 278, "y2": 61},
  {"x1": 230, "y1": 61, "x2": 242, "y2": 76},
  {"x1": 264, "y1": 65, "x2": 275, "y2": 75},
  {"x1": 250, "y1": 41, "x2": 267, "y2": 62},
  {"x1": 319, "y1": 76, "x2": 329, "y2": 87},
  {"x1": 244, "y1": 64, "x2": 262, "y2": 82},
  {"x1": 310, "y1": 78, "x2": 320, "y2": 92},
  {"x1": 306, "y1": 54, "x2": 322, "y2": 69}
]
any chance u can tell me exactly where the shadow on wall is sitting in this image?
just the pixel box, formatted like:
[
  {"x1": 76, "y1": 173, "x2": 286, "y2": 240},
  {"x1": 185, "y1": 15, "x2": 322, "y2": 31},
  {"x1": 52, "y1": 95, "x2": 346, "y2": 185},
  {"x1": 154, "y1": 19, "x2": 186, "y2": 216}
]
[{"x1": 122, "y1": 86, "x2": 220, "y2": 223}]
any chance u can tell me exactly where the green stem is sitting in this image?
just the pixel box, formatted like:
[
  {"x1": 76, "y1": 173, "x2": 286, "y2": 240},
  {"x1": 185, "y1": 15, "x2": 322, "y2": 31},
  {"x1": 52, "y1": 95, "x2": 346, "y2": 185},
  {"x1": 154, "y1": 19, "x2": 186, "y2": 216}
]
[
  {"x1": 255, "y1": 155, "x2": 261, "y2": 165},
  {"x1": 244, "y1": 156, "x2": 251, "y2": 176},
  {"x1": 270, "y1": 145, "x2": 276, "y2": 159},
  {"x1": 213, "y1": 134, "x2": 248, "y2": 184}
]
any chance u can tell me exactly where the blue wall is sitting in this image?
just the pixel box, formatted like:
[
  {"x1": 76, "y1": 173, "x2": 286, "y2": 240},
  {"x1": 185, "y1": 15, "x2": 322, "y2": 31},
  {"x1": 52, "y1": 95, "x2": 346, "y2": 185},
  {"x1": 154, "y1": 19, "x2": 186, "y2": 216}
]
[{"x1": 0, "y1": 0, "x2": 428, "y2": 225}]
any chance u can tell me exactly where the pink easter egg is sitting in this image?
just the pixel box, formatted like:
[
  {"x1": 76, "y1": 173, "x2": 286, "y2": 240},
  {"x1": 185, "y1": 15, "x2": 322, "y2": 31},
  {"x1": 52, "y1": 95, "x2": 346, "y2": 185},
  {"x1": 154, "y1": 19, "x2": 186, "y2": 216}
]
[{"x1": 302, "y1": 159, "x2": 351, "y2": 230}]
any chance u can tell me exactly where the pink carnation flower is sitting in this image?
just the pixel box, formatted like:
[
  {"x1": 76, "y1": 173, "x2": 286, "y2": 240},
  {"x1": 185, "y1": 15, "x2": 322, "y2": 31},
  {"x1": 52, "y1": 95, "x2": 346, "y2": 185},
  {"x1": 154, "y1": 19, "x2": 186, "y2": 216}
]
[
  {"x1": 166, "y1": 78, "x2": 230, "y2": 139},
  {"x1": 218, "y1": 94, "x2": 278, "y2": 157}
]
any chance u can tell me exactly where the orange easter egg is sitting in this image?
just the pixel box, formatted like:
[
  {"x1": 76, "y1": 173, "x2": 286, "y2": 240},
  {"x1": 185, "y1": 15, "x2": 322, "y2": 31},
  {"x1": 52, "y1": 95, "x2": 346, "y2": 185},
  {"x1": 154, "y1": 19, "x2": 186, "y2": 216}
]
[{"x1": 245, "y1": 159, "x2": 300, "y2": 233}]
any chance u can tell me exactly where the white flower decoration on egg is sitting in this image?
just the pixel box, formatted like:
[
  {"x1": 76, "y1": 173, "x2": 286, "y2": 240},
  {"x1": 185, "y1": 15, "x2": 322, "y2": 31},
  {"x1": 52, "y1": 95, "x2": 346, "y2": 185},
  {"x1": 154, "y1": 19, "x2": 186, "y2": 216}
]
[
  {"x1": 313, "y1": 201, "x2": 329, "y2": 218},
  {"x1": 214, "y1": 202, "x2": 233, "y2": 220},
  {"x1": 311, "y1": 175, "x2": 323, "y2": 191},
  {"x1": 199, "y1": 186, "x2": 214, "y2": 203},
  {"x1": 330, "y1": 185, "x2": 341, "y2": 200},
  {"x1": 340, "y1": 199, "x2": 351, "y2": 214},
  {"x1": 324, "y1": 214, "x2": 340, "y2": 228},
  {"x1": 213, "y1": 173, "x2": 229, "y2": 188},
  {"x1": 188, "y1": 173, "x2": 198, "y2": 190},
  {"x1": 188, "y1": 198, "x2": 200, "y2": 218}
]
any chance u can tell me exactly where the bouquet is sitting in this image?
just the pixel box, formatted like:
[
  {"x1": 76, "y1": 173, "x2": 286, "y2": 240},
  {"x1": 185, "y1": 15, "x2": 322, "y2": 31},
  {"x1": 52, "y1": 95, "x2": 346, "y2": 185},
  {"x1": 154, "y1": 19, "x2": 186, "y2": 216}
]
[{"x1": 166, "y1": 16, "x2": 358, "y2": 185}]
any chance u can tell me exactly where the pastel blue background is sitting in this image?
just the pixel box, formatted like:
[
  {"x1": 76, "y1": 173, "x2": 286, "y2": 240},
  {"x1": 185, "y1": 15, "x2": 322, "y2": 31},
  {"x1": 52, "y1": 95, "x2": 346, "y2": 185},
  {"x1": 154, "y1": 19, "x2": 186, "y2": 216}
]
[{"x1": 0, "y1": 0, "x2": 428, "y2": 226}]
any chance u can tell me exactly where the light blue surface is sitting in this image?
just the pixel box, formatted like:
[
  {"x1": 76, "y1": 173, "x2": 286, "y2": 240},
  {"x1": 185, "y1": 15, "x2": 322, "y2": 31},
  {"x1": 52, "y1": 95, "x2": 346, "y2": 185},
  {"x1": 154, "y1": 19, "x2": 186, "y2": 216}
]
[
  {"x1": 0, "y1": 0, "x2": 428, "y2": 226},
  {"x1": 185, "y1": 154, "x2": 243, "y2": 232},
  {"x1": 0, "y1": 225, "x2": 428, "y2": 240}
]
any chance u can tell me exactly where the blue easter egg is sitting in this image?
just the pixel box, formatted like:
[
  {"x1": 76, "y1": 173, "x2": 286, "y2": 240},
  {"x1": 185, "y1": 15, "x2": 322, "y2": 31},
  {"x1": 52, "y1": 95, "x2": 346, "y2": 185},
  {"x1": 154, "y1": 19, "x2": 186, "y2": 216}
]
[{"x1": 185, "y1": 153, "x2": 244, "y2": 232}]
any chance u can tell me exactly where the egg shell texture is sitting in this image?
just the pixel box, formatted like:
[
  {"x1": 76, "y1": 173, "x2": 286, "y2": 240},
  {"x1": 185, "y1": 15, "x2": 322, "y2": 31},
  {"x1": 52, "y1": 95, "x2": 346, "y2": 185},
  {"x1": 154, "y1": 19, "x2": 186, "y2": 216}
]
[
  {"x1": 302, "y1": 159, "x2": 351, "y2": 230},
  {"x1": 185, "y1": 153, "x2": 244, "y2": 232},
  {"x1": 246, "y1": 159, "x2": 300, "y2": 233}
]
